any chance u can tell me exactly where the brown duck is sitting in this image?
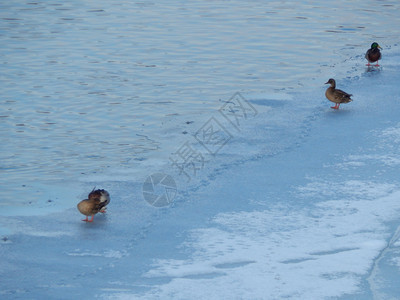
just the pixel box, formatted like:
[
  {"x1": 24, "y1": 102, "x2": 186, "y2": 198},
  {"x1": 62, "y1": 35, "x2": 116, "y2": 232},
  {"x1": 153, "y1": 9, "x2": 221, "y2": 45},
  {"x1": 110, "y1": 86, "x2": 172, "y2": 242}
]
[
  {"x1": 325, "y1": 79, "x2": 352, "y2": 110},
  {"x1": 365, "y1": 42, "x2": 382, "y2": 66},
  {"x1": 77, "y1": 189, "x2": 110, "y2": 222}
]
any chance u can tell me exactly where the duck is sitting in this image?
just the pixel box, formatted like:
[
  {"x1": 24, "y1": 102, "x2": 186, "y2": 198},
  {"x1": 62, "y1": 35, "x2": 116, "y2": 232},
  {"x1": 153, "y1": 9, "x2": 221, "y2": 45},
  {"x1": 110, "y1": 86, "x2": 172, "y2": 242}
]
[
  {"x1": 77, "y1": 189, "x2": 110, "y2": 222},
  {"x1": 365, "y1": 42, "x2": 382, "y2": 66},
  {"x1": 325, "y1": 78, "x2": 352, "y2": 109}
]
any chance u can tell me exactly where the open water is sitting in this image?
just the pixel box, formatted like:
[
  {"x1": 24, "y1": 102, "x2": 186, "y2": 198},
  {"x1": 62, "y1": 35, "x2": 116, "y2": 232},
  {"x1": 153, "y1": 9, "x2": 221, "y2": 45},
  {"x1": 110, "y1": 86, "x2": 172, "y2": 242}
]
[{"x1": 1, "y1": 0, "x2": 400, "y2": 212}]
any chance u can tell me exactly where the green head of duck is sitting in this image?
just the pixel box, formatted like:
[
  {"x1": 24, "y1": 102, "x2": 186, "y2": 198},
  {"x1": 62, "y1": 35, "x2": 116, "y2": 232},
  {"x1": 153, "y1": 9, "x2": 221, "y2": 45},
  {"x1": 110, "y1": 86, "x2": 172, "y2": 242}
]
[{"x1": 370, "y1": 42, "x2": 382, "y2": 49}]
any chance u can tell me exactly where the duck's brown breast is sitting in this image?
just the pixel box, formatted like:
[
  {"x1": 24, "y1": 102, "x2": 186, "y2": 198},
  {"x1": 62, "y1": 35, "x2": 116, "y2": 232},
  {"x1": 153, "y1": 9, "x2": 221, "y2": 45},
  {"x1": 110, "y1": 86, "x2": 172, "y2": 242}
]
[
  {"x1": 366, "y1": 49, "x2": 381, "y2": 62},
  {"x1": 325, "y1": 87, "x2": 339, "y2": 103},
  {"x1": 77, "y1": 200, "x2": 95, "y2": 216}
]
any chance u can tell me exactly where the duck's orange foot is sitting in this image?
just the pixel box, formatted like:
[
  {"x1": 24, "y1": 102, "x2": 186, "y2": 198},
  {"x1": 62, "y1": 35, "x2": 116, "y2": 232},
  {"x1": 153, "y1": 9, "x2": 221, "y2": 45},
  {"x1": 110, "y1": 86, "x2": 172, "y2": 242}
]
[
  {"x1": 82, "y1": 216, "x2": 94, "y2": 222},
  {"x1": 374, "y1": 64, "x2": 380, "y2": 67},
  {"x1": 366, "y1": 63, "x2": 371, "y2": 66},
  {"x1": 331, "y1": 105, "x2": 340, "y2": 109}
]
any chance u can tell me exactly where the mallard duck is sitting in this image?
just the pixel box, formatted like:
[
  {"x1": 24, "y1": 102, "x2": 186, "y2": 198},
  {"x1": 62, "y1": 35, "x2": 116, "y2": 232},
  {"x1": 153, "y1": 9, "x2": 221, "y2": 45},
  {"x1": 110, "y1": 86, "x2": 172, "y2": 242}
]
[
  {"x1": 77, "y1": 189, "x2": 110, "y2": 222},
  {"x1": 325, "y1": 78, "x2": 352, "y2": 109},
  {"x1": 365, "y1": 42, "x2": 382, "y2": 66}
]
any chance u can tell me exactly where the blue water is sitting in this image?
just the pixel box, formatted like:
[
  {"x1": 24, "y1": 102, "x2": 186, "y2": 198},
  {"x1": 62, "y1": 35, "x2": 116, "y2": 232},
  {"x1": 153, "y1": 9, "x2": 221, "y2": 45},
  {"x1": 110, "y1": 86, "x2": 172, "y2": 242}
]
[{"x1": 1, "y1": 1, "x2": 400, "y2": 209}]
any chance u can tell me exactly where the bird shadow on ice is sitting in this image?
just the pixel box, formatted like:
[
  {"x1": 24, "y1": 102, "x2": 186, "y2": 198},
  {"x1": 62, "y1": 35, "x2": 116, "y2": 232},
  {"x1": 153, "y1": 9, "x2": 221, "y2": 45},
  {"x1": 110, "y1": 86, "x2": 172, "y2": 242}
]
[
  {"x1": 76, "y1": 214, "x2": 109, "y2": 233},
  {"x1": 324, "y1": 108, "x2": 354, "y2": 117},
  {"x1": 249, "y1": 99, "x2": 287, "y2": 108},
  {"x1": 363, "y1": 66, "x2": 382, "y2": 75}
]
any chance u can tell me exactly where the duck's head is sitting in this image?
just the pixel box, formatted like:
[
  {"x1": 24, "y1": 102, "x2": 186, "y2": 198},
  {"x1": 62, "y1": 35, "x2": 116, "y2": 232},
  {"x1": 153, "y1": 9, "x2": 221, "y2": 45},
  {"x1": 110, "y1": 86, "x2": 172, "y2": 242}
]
[
  {"x1": 371, "y1": 42, "x2": 382, "y2": 49},
  {"x1": 325, "y1": 78, "x2": 336, "y2": 87}
]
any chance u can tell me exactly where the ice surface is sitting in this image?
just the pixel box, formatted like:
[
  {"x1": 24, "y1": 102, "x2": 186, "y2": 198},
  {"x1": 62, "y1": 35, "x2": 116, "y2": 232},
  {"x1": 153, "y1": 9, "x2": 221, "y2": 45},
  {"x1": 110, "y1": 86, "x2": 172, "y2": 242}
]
[
  {"x1": 103, "y1": 50, "x2": 400, "y2": 299},
  {"x1": 1, "y1": 0, "x2": 400, "y2": 299}
]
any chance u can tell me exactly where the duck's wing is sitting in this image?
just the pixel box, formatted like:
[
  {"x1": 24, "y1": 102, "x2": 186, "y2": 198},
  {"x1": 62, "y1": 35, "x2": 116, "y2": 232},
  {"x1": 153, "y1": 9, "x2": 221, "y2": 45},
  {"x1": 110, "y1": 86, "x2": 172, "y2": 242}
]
[
  {"x1": 92, "y1": 198, "x2": 107, "y2": 213},
  {"x1": 365, "y1": 49, "x2": 372, "y2": 61},
  {"x1": 335, "y1": 89, "x2": 353, "y2": 101},
  {"x1": 88, "y1": 189, "x2": 110, "y2": 209},
  {"x1": 88, "y1": 189, "x2": 100, "y2": 200},
  {"x1": 88, "y1": 189, "x2": 108, "y2": 201}
]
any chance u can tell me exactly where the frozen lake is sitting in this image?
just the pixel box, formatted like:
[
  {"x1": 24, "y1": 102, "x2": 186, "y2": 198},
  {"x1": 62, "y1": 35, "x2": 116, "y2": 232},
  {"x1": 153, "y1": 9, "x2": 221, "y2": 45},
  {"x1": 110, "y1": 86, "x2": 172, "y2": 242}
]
[{"x1": 1, "y1": 0, "x2": 400, "y2": 299}]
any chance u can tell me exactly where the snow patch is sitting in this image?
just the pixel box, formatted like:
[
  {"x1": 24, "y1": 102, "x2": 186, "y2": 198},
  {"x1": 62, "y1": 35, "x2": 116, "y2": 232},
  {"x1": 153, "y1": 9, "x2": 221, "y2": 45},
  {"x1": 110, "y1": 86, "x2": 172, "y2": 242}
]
[
  {"x1": 298, "y1": 179, "x2": 396, "y2": 200},
  {"x1": 66, "y1": 249, "x2": 127, "y2": 259},
  {"x1": 138, "y1": 189, "x2": 400, "y2": 299}
]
